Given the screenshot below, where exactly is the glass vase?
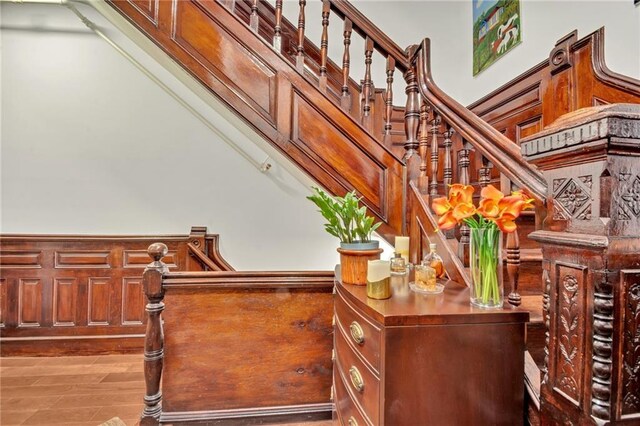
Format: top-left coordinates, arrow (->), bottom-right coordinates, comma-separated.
469,227 -> 503,309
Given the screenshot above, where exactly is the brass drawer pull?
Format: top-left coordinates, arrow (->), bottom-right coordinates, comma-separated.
349,366 -> 364,392
349,321 -> 364,344
348,416 -> 358,426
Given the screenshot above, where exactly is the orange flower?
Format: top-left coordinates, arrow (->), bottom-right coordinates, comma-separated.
431,184 -> 475,230
494,213 -> 518,233
477,185 -> 533,233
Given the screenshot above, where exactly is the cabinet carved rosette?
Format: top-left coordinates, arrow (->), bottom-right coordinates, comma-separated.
523,104 -> 640,424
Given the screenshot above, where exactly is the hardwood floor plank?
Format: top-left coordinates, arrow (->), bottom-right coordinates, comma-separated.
1,376 -> 41,387
55,392 -> 143,409
92,405 -> 143,423
33,374 -> 108,385
1,409 -> 38,425
22,407 -> 100,424
99,372 -> 144,383
2,396 -> 61,411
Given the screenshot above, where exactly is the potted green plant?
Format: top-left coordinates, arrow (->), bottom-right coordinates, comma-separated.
307,187 -> 383,285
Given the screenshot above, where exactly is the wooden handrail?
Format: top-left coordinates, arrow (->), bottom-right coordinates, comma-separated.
327,0 -> 410,72
411,38 -> 548,202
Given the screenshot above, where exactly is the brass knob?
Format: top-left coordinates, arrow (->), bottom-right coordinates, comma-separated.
349,321 -> 364,344
348,417 -> 358,426
349,366 -> 364,392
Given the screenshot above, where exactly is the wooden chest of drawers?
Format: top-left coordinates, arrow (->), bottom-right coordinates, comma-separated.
333,270 -> 529,425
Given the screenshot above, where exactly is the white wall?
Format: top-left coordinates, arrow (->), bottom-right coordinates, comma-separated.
350,0 -> 640,105
1,3 -> 391,271
1,1 -> 637,270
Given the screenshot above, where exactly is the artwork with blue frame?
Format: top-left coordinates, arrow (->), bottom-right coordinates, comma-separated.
473,0 -> 522,75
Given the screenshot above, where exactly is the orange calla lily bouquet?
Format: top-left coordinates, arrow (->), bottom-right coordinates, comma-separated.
431,184 -> 534,233
431,184 -> 534,308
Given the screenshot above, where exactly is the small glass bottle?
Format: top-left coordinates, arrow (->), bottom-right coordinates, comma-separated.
423,243 -> 445,279
390,252 -> 408,275
414,263 -> 437,291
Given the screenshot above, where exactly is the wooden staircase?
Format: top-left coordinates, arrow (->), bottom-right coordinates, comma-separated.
103,1 -> 640,425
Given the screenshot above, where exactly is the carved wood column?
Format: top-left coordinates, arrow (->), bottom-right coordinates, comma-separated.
523,104 -> 640,425
141,243 -> 168,425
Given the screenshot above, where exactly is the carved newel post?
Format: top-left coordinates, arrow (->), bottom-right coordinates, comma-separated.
140,243 -> 169,425
521,104 -> 640,425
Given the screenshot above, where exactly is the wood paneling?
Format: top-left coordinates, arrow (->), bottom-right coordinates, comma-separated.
88,277 -> 111,326
106,0 -> 405,241
121,278 -> 144,325
140,265 -> 335,424
18,279 -> 42,327
0,228 -> 231,356
53,278 -> 78,326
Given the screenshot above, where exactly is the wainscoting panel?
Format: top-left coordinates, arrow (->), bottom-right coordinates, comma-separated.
0,227 -> 232,355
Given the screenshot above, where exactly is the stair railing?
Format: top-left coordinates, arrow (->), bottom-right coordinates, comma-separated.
404,38 -> 549,306
231,0 -> 410,146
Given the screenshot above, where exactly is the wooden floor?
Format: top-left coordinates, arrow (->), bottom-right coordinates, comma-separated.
0,354 -> 335,426
1,354 -> 145,426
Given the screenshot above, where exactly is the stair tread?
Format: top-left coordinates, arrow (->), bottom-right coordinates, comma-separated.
519,295 -> 543,323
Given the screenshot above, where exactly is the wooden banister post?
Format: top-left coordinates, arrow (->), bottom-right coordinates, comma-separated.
505,231 -> 521,307
296,0 -> 307,72
340,18 -> 352,111
140,243 -> 168,426
273,0 -> 283,52
318,0 -> 331,92
523,104 -> 640,425
402,53 -> 421,235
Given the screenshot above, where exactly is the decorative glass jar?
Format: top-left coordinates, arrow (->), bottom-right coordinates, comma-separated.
469,227 -> 503,308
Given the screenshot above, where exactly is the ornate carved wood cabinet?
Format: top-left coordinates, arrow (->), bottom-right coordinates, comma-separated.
332,270 -> 529,425
523,104 -> 640,424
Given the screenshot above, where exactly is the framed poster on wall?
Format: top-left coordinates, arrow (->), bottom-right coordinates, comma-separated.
473,0 -> 522,75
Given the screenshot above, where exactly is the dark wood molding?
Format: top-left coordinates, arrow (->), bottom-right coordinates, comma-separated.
158,402 -> 333,424
140,250 -> 335,424
0,226 -> 231,356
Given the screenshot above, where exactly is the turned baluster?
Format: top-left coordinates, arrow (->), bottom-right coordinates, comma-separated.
403,67 -> 420,162
430,113 -> 441,197
417,102 -> 430,194
383,56 -> 395,144
141,243 -> 168,425
443,126 -> 454,196
478,156 -> 493,188
249,0 -> 259,32
318,0 -> 330,92
295,0 -> 306,72
506,231 -> 521,306
457,141 -> 472,265
273,0 -> 283,52
361,36 -> 374,130
340,18 -> 353,111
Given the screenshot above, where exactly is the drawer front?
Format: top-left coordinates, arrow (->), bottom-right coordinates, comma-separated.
334,370 -> 371,426
335,323 -> 380,424
335,289 -> 381,372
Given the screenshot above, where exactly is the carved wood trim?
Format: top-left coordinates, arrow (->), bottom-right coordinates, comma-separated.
0,228 -> 231,356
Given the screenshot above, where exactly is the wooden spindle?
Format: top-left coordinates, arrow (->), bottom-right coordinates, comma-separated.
383,56 -> 395,144
403,68 -> 420,161
418,102 -> 430,194
478,156 -> 493,188
361,36 -> 374,130
318,0 -> 330,92
141,243 -> 168,425
443,126 -> 454,196
430,113 -> 441,197
457,141 -> 472,265
340,18 -> 352,111
296,0 -> 306,72
273,0 -> 283,52
249,0 -> 259,32
506,231 -> 521,306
